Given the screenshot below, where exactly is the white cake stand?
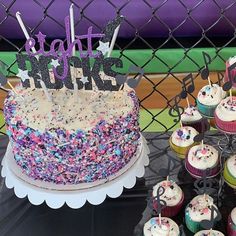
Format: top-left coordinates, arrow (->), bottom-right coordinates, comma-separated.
1,135 -> 150,209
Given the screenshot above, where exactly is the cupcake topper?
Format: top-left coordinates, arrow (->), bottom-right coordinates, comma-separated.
201,52 -> 212,87
180,73 -> 195,99
168,94 -> 184,123
147,186 -> 167,217
194,168 -> 216,196
222,61 -> 236,91
200,204 -> 222,230
217,72 -> 224,87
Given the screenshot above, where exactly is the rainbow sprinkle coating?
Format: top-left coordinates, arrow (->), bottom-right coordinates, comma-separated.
4,90 -> 140,185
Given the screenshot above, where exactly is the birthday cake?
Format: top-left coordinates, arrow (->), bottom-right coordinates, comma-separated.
1,13 -> 146,190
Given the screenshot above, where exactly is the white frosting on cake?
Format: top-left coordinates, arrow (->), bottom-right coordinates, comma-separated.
171,126 -> 198,147
143,217 -> 179,236
227,155 -> 236,178
10,83 -> 134,132
186,195 -> 218,222
153,180 -> 183,207
197,84 -> 226,106
181,106 -> 202,123
215,96 -> 236,122
231,207 -> 236,225
194,230 -> 224,236
187,144 -> 219,170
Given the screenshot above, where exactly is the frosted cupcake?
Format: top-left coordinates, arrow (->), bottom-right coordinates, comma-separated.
185,144 -> 220,178
228,207 -> 236,236
181,105 -> 209,133
169,126 -> 199,159
215,96 -> 236,133
223,155 -> 236,189
143,217 -> 180,236
194,230 -> 224,236
185,194 -> 219,233
196,84 -> 226,117
152,180 -> 184,217
225,56 -> 236,94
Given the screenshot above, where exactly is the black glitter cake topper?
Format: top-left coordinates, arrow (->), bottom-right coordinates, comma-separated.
201,51 -> 212,81
115,64 -> 144,89
168,94 -> 184,123
194,168 -> 217,196
200,204 -> 222,230
222,61 -> 236,91
15,13 -> 144,92
180,73 -> 195,99
147,186 -> 167,216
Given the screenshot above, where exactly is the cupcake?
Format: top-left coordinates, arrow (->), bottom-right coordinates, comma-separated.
224,56 -> 236,94
196,84 -> 226,117
143,217 -> 180,236
169,126 -> 199,159
215,96 -> 236,133
181,105 -> 210,133
194,230 -> 224,236
152,180 -> 184,217
185,144 -> 220,178
185,194 -> 219,233
228,207 -> 236,236
223,155 -> 236,189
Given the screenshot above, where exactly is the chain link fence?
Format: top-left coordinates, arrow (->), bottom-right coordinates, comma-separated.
1,0 -> 236,135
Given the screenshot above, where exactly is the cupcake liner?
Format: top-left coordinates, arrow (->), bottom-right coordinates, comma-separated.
182,118 -> 209,133
228,214 -> 236,236
223,163 -> 236,186
153,193 -> 184,217
185,211 -> 202,233
209,118 -> 216,129
196,99 -> 216,118
215,112 -> 236,133
185,155 -> 220,178
169,138 -> 198,159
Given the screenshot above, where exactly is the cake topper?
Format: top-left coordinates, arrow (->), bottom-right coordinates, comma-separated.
200,204 -> 221,230
168,94 -> 184,123
15,11 -> 143,92
115,65 -> 144,89
180,73 -> 195,99
147,185 -> 167,226
201,51 -> 212,87
194,168 -> 217,196
222,61 -> 236,91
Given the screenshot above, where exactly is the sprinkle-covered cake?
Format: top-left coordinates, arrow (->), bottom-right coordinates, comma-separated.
4,83 -> 141,190
143,217 -> 180,236
186,144 -> 220,178
215,96 -> 236,133
152,180 -> 184,217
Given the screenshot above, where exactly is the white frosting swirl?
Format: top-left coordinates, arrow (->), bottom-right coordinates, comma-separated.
215,96 -> 236,122
197,84 -> 226,106
186,195 -> 218,222
143,217 -> 179,236
231,207 -> 236,225
187,144 -> 219,170
181,106 -> 202,123
194,230 -> 224,236
227,155 -> 236,178
171,126 -> 198,147
153,180 -> 183,206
